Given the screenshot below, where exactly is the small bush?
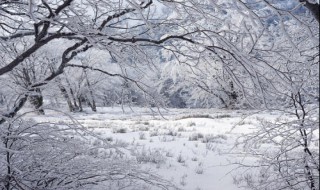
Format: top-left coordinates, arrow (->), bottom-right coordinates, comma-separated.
114,139 -> 129,147
138,126 -> 149,131
159,136 -> 175,142
135,121 -> 150,125
237,120 -> 253,125
135,148 -> 166,164
179,114 -> 213,120
180,174 -> 188,186
165,151 -> 174,157
177,154 -> 185,163
214,114 -> 231,119
113,127 -> 127,133
195,162 -> 204,174
187,121 -> 196,127
139,132 -> 146,140
92,139 -> 102,146
191,157 -> 198,161
195,166 -> 204,174
201,134 -> 227,143
188,133 -> 204,141
150,130 -> 159,137
165,130 -> 177,136
205,143 -> 215,151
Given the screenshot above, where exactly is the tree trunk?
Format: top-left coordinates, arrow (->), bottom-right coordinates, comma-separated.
301,0 -> 320,23
77,96 -> 83,112
64,77 -> 80,111
29,88 -> 45,115
69,87 -> 79,110
228,81 -> 238,109
58,84 -> 75,112
84,70 -> 97,112
4,136 -> 11,190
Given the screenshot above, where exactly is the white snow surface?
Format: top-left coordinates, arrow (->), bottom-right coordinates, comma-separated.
26,107 -> 313,190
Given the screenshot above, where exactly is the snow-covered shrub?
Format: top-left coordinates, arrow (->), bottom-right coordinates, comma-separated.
164,130 -> 177,136
188,133 -> 204,141
0,118 -> 175,190
201,134 -> 228,143
187,121 -> 196,127
177,154 -> 185,163
191,157 -> 198,161
139,132 -> 147,140
177,127 -> 186,132
150,130 -> 160,137
134,148 -> 166,165
159,136 -> 175,142
165,151 -> 174,158
234,113 -> 319,190
179,174 -> 188,186
112,127 -> 127,133
138,125 -> 150,131
195,166 -> 203,174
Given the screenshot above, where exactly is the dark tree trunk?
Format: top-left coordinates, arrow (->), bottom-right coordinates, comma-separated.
64,77 -> 80,111
84,70 -> 97,112
91,99 -> 97,112
228,81 -> 238,109
58,84 -> 75,112
69,87 -> 79,110
86,96 -> 97,112
4,132 -> 12,190
301,0 -> 320,23
0,95 -> 28,125
77,96 -> 83,112
29,88 -> 45,115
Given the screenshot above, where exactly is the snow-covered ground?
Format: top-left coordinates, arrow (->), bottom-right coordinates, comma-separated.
26,107 -> 315,190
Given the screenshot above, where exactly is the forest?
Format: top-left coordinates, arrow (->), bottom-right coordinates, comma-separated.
0,0 -> 319,189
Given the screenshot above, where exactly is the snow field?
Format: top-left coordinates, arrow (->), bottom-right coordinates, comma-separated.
28,107 -> 319,190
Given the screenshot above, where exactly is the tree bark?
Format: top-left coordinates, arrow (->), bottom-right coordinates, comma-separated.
301,0 -> 320,23
0,95 -> 28,125
58,84 -> 75,112
84,69 -> 97,112
29,88 -> 45,115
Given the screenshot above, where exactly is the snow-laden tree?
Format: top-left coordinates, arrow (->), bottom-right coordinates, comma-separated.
0,0 -> 319,189
156,0 -> 318,107
154,0 -> 319,189
0,0 -> 193,114
0,1 -> 191,189
0,114 -> 177,189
